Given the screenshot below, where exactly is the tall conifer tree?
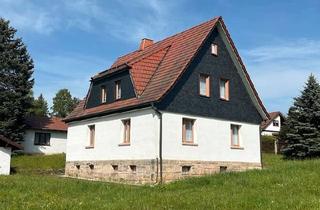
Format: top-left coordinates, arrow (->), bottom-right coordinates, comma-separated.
280,75 -> 320,158
0,18 -> 34,141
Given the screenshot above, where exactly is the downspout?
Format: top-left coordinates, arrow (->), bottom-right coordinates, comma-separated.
259,126 -> 263,169
151,103 -> 163,184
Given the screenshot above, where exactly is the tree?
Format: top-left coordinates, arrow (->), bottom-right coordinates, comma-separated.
0,18 -> 34,141
52,89 -> 79,118
29,94 -> 49,117
280,74 -> 320,159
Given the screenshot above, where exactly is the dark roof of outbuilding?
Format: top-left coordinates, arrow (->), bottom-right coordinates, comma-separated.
25,116 -> 68,132
65,16 -> 269,122
0,135 -> 23,150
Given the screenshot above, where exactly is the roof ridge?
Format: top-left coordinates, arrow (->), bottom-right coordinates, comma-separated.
112,16 -> 221,67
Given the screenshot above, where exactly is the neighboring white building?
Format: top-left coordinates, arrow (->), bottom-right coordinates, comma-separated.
64,17 -> 270,184
0,135 -> 23,175
22,116 -> 68,154
261,112 -> 285,136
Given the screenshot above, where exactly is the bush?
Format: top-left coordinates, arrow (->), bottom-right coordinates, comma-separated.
261,135 -> 277,153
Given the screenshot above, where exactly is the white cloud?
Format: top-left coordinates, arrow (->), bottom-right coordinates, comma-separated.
242,39 -> 320,113
0,0 -> 179,42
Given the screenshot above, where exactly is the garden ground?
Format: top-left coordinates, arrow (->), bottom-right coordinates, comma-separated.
0,153 -> 319,209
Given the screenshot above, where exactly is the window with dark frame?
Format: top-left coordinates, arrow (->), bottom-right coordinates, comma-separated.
220,79 -> 230,100
182,118 -> 195,143
115,80 -> 121,100
273,120 -> 279,127
122,119 -> 131,144
34,132 -> 51,146
231,124 -> 240,147
199,74 -> 210,97
88,125 -> 95,148
101,86 -> 107,103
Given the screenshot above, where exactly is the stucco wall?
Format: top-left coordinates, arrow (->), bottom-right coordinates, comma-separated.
262,116 -> 281,136
23,130 -> 67,154
0,147 -> 11,175
66,108 -> 159,162
161,111 -> 261,164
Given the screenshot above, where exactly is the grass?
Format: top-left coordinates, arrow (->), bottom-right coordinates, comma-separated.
11,153 -> 65,174
0,154 -> 319,209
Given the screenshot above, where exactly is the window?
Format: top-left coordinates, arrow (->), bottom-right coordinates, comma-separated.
115,80 -> 121,100
130,165 -> 136,172
231,124 -> 240,147
89,164 -> 94,170
101,86 -> 107,103
199,74 -> 210,97
34,132 -> 51,146
273,120 -> 279,127
122,119 -> 131,144
220,166 -> 227,173
182,118 -> 195,143
88,125 -> 95,148
211,44 -> 218,56
220,79 -> 230,100
182,166 -> 191,174
112,165 -> 118,171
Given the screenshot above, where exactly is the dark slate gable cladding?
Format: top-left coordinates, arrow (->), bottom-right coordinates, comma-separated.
86,70 -> 136,109
157,28 -> 262,124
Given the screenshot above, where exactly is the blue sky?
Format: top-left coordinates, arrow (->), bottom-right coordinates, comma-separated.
1,0 -> 320,114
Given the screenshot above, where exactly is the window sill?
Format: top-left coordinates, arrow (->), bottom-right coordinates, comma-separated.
182,142 -> 198,146
85,146 -> 94,149
118,143 -> 130,146
230,146 -> 244,150
199,94 -> 210,98
219,98 -> 229,102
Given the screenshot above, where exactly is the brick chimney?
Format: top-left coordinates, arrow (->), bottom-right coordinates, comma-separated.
139,38 -> 153,50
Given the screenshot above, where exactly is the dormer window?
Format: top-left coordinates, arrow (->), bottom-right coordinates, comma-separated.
211,44 -> 218,56
101,86 -> 107,103
115,80 -> 121,100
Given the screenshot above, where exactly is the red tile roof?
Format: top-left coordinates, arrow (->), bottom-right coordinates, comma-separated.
25,116 -> 68,132
261,112 -> 284,129
65,16 -> 269,122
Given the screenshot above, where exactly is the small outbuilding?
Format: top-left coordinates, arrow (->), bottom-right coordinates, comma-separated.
0,135 -> 23,175
22,116 -> 68,154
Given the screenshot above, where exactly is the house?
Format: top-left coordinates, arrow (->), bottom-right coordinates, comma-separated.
0,135 -> 23,175
22,116 -> 68,154
261,112 -> 285,136
64,16 -> 269,184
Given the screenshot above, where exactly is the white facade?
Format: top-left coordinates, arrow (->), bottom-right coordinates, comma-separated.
23,130 -> 67,154
262,116 -> 281,136
66,108 -> 261,164
66,108 -> 159,162
0,147 -> 11,175
162,112 -> 261,163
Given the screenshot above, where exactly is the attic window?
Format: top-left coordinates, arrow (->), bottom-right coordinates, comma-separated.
199,74 -> 210,97
101,86 -> 107,103
115,80 -> 121,100
273,120 -> 279,127
220,79 -> 230,101
211,44 -> 218,56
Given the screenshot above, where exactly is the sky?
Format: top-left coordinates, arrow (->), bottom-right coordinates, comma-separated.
1,0 -> 320,114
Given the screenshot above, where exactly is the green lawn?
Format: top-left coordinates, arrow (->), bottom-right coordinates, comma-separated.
0,154 -> 319,210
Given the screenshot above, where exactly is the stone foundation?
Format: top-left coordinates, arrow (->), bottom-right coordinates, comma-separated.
65,159 -> 261,184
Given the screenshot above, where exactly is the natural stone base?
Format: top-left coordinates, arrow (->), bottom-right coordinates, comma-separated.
65,159 -> 261,184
